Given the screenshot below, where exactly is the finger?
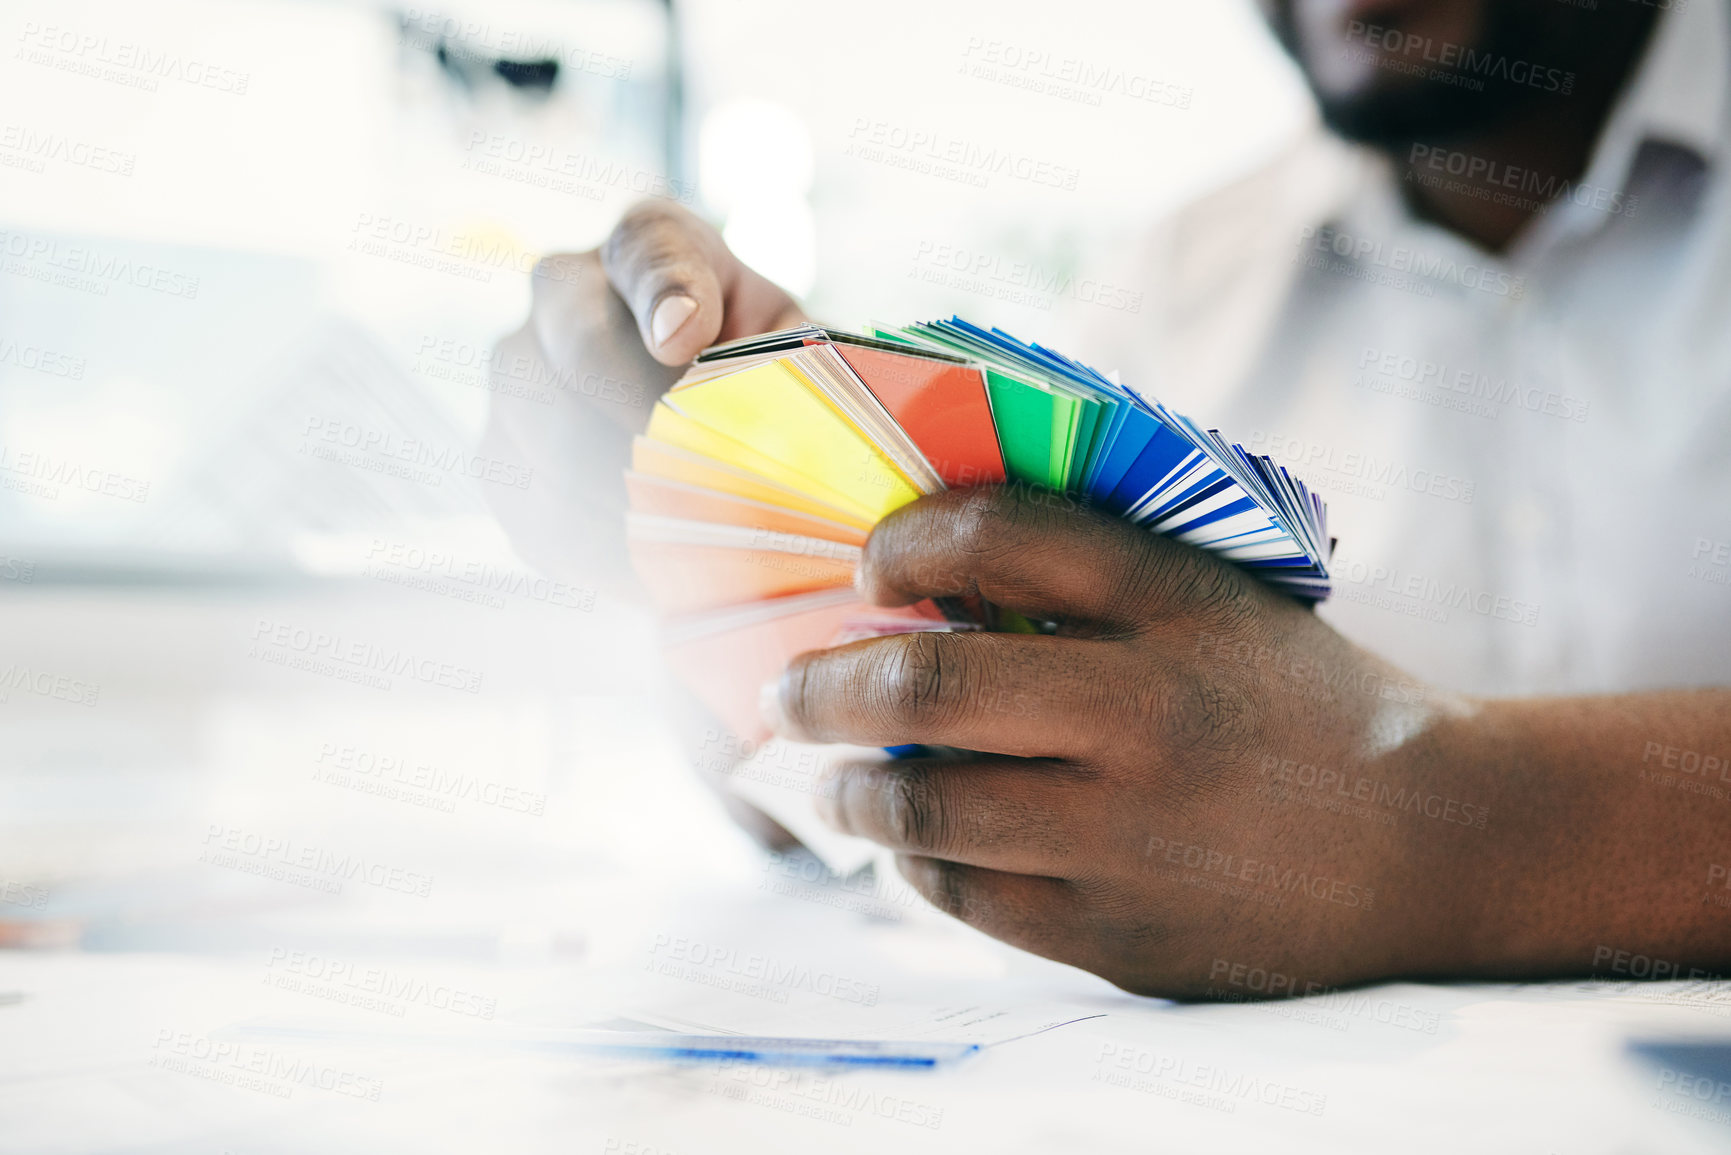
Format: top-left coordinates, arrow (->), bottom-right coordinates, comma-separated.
600,201 -> 804,365
860,486 -> 1255,634
773,630 -> 1116,758
526,252 -> 677,429
601,202 -> 725,364
894,855 -> 1103,970
816,756 -> 1098,874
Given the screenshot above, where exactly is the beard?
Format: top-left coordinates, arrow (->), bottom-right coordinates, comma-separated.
1266,1 -> 1659,149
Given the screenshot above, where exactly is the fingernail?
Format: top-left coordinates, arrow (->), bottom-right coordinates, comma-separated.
650,294 -> 698,351
758,679 -> 786,736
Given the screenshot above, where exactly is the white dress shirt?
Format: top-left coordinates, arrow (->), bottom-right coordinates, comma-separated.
1087,0 -> 1731,696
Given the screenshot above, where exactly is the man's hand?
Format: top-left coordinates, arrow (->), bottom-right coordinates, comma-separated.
767,487 -> 1731,997
479,201 -> 805,592
480,201 -> 807,851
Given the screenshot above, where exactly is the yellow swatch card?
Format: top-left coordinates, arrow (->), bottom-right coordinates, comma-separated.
665,361 -> 919,522
646,404 -> 886,523
630,438 -> 872,530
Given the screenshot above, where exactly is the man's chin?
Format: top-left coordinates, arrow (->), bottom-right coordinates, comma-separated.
1315,82 -> 1522,151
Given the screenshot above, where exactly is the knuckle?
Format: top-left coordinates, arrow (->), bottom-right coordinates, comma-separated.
926,858 -> 977,921
876,633 -> 959,732
1148,667 -> 1245,758
951,487 -> 1011,547
602,203 -> 710,292
1155,543 -> 1250,617
947,489 -> 1023,573
883,768 -> 941,849
1099,537 -> 1167,627
606,199 -> 680,251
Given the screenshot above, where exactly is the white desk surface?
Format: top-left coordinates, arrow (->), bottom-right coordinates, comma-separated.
5,907 -> 1731,1154
3,588 -> 1728,1154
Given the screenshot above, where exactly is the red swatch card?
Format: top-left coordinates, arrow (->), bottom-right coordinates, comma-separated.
833,345 -> 1007,488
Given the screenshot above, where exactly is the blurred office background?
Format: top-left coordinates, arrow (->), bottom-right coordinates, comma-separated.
0,0 -> 1308,955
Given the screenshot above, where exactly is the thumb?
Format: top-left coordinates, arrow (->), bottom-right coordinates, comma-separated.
600,201 -> 732,365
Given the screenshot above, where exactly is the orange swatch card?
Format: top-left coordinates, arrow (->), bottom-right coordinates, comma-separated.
625,472 -> 867,547
628,539 -> 857,615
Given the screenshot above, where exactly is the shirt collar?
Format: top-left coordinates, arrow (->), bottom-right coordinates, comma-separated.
1577,0 -> 1729,197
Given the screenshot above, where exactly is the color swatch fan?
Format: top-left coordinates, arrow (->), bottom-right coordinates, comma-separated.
626,318 -> 1333,739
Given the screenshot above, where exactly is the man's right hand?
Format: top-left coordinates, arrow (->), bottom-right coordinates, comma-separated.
480,200 -> 807,591
479,201 -> 808,853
